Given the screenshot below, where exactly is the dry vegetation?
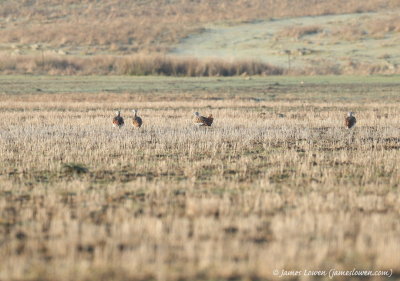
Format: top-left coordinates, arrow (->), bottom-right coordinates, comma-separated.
275,14 -> 400,42
1,0 -> 400,75
2,51 -> 400,76
278,25 -> 323,39
328,14 -> 400,41
0,53 -> 283,76
1,0 -> 398,52
0,77 -> 400,280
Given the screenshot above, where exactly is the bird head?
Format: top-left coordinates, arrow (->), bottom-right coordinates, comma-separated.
132,109 -> 137,115
194,112 -> 200,117
347,112 -> 354,117
115,110 -> 121,116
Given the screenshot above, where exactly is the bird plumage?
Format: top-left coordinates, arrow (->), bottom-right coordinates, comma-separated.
132,109 -> 143,128
113,110 -> 124,128
193,112 -> 213,126
345,112 -> 356,129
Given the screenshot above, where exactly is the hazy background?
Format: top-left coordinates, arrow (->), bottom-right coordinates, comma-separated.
1,0 -> 400,75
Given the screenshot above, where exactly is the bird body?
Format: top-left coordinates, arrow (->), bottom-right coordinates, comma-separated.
345,112 -> 356,129
113,110 -> 124,128
193,112 -> 213,126
132,109 -> 143,128
113,111 -> 124,128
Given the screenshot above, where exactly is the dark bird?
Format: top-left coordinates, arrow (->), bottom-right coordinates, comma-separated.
131,109 -> 143,128
193,112 -> 213,126
345,112 -> 356,129
113,110 -> 124,128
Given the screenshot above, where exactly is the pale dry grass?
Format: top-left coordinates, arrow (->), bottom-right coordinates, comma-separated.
278,25 -> 323,39
0,53 -> 283,76
1,0 -> 398,52
1,1 -> 400,75
0,90 -> 400,280
329,14 -> 400,41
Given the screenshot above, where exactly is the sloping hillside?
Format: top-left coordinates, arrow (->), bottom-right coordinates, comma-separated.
0,0 -> 400,75
1,0 -> 399,54
171,11 -> 400,74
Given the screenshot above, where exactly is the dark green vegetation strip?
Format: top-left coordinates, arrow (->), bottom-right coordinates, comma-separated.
1,75 -> 400,102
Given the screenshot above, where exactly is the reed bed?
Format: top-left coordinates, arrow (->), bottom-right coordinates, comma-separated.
0,53 -> 283,76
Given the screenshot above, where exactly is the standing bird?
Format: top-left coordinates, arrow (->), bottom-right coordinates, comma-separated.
112,110 -> 124,128
345,112 -> 356,129
131,109 -> 143,128
193,112 -> 213,126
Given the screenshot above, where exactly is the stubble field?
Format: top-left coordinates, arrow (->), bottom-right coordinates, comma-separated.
0,76 -> 400,281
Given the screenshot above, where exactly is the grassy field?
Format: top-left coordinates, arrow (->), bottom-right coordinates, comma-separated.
0,75 -> 399,281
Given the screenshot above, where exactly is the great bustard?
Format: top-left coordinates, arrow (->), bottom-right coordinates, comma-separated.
131,109 -> 143,128
112,110 -> 124,128
345,112 -> 356,129
193,112 -> 213,127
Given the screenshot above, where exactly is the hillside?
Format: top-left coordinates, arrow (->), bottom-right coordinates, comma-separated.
172,11 -> 400,75
0,0 -> 400,75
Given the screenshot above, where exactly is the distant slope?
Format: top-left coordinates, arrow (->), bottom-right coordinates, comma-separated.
171,11 -> 400,74
0,0 -> 399,54
1,0 -> 400,75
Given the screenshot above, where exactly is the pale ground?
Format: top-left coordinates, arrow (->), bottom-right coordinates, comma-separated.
171,11 -> 400,70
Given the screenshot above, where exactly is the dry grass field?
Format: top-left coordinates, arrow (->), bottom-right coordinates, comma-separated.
0,76 -> 400,281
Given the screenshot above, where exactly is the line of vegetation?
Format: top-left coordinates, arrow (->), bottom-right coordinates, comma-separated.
2,52 -> 399,76
0,54 -> 284,76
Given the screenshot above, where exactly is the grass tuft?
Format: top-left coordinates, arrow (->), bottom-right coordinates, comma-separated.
62,163 -> 89,175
